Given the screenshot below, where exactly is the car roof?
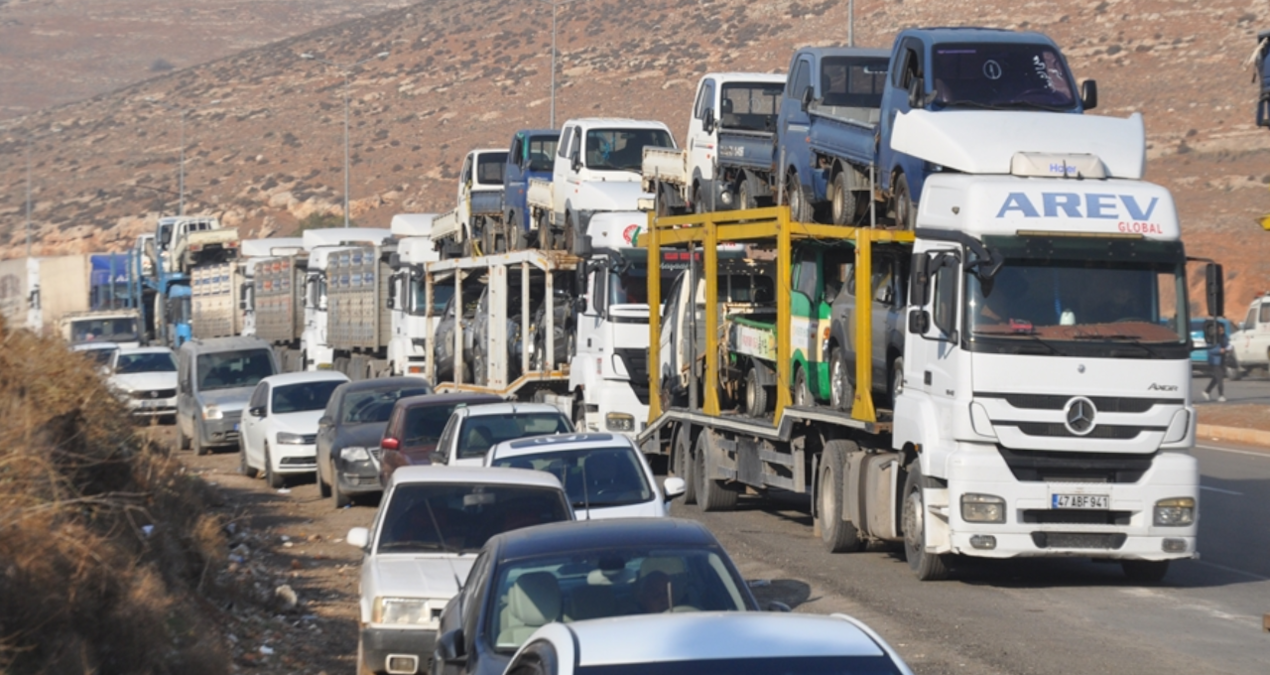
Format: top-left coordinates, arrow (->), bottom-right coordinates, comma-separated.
261,371 -> 350,386
115,346 -> 174,356
459,402 -> 565,418
490,518 -> 717,561
389,465 -> 565,490
490,433 -> 635,459
394,392 -> 504,411
338,376 -> 432,394
560,612 -> 890,666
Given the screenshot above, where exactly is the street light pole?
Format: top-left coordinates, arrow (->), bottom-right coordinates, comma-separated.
25,139 -> 32,256
301,51 -> 390,227
145,98 -> 217,215
537,0 -> 586,129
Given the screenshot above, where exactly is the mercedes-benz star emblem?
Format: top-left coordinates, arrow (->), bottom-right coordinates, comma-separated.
1064,397 -> 1097,436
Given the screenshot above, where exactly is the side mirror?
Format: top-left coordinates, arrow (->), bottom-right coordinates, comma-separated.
800,85 -> 814,112
571,153 -> 582,172
662,476 -> 687,502
389,252 -> 402,271
574,296 -> 588,314
318,415 -> 333,428
437,628 -> 467,664
346,527 -> 370,549
908,309 -> 930,335
381,437 -> 400,451
248,406 -> 266,418
1206,262 -> 1224,318
1080,79 -> 1098,111
702,107 -> 716,134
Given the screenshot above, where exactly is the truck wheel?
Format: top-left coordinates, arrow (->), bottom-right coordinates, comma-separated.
673,425 -> 697,505
738,177 -> 756,210
744,366 -> 768,417
564,213 -> 577,255
892,173 -> 916,231
331,462 -> 351,508
265,444 -> 284,489
1226,354 -> 1243,381
817,439 -> 864,553
830,172 -> 858,226
902,462 -> 950,581
792,366 -> 813,407
1121,560 -> 1169,584
695,432 -> 737,512
509,218 -> 526,251
830,347 -> 854,412
786,171 -> 814,223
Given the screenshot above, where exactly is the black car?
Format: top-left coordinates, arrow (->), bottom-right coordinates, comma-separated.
433,518 -> 759,675
315,376 -> 433,507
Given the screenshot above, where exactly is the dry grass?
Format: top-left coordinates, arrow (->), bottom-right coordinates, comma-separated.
0,320 -> 230,675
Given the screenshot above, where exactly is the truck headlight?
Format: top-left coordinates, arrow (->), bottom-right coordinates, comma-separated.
373,597 -> 438,626
201,404 -> 223,420
276,432 -> 307,445
1154,497 -> 1195,526
961,494 -> 1005,523
606,413 -> 635,432
342,446 -> 371,462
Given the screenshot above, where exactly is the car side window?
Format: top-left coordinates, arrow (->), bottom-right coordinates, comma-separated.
386,406 -> 403,438
322,390 -> 341,425
790,59 -> 810,99
461,550 -> 492,643
1260,302 -> 1270,324
249,382 -> 268,409
435,414 -> 459,463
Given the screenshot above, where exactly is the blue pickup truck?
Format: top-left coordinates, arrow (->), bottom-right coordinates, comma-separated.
777,27 -> 1097,228
499,128 -> 559,251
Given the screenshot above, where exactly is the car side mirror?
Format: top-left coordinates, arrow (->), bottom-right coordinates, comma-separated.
702,107 -> 716,134
346,527 -> 370,550
248,406 -> 266,418
908,309 -> 930,335
1080,79 -> 1098,111
318,415 -> 333,427
662,476 -> 686,502
800,85 -> 814,112
437,628 -> 467,664
571,153 -> 582,172
381,437 -> 400,451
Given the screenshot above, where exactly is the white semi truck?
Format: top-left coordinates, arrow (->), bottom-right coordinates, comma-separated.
640,109 -> 1212,582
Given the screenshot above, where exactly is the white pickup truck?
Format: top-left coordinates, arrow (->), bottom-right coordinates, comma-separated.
346,466 -> 573,675
432,149 -> 508,258
1230,292 -> 1270,378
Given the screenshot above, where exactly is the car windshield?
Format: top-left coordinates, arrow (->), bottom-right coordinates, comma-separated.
490,446 -> 652,509
576,656 -> 904,675
403,403 -> 467,447
457,413 -> 574,460
486,546 -> 749,652
272,380 -> 344,414
342,386 -> 434,425
585,128 -> 674,172
376,483 -> 570,554
196,349 -> 275,391
79,347 -> 118,366
930,42 -> 1077,110
115,352 -> 176,374
71,317 -> 139,343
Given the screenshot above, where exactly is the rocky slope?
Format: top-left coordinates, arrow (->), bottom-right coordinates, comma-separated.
1,0 -> 1268,307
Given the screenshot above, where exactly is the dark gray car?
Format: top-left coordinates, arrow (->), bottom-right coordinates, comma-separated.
175,336 -> 279,455
433,282 -> 484,383
315,376 -> 433,508
826,247 -> 907,411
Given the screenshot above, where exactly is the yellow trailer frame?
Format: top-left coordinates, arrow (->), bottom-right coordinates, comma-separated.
644,206 -> 914,426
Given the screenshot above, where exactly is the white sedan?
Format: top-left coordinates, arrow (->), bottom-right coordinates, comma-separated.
107,346 -> 178,420
240,371 -> 349,488
507,612 -> 916,675
485,432 -> 685,519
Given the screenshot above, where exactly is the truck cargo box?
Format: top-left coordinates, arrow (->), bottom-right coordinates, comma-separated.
253,256 -> 305,344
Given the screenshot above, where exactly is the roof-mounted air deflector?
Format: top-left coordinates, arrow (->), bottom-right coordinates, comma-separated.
891,110 -> 1145,180
1009,152 -> 1106,179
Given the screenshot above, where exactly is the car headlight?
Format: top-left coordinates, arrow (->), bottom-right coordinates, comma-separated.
276,432 -> 307,445
373,597 -> 440,626
606,413 -> 635,432
201,404 -> 223,420
1154,497 -> 1195,526
342,446 -> 371,462
961,493 -> 1005,523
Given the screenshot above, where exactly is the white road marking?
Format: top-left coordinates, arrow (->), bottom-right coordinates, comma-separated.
1199,485 -> 1243,496
1195,444 -> 1270,459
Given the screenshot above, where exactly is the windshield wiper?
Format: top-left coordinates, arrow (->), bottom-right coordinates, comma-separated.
377,541 -> 448,552
975,331 -> 1063,355
1068,334 -> 1164,357
996,100 -> 1073,113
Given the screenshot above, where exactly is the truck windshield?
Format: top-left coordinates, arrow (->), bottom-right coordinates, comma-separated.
477,152 -> 509,185
196,349 -> 276,391
966,238 -> 1188,358
719,82 -> 784,131
71,317 -> 140,344
586,128 -> 674,172
411,279 -> 454,316
930,42 -> 1077,111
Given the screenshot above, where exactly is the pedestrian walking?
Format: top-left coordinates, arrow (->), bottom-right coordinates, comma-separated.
1203,322 -> 1230,402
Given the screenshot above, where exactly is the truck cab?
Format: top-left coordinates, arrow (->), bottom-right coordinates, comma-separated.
434,149 -> 508,257
386,215 -> 444,377
552,118 -> 675,254
1230,293 -> 1270,376
502,129 -> 559,249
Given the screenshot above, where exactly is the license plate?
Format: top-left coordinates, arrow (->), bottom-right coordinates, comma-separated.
1052,493 -> 1109,509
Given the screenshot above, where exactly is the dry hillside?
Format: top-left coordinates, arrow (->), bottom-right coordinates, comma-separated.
1,0 -> 1269,308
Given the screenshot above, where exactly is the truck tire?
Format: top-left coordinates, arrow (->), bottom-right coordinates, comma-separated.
695,432 -> 737,512
672,425 -> 697,505
892,173 -> 916,231
744,366 -> 768,417
1121,560 -> 1169,584
831,172 -> 858,226
792,366 -> 813,407
830,347 -> 854,412
738,177 -> 757,210
901,462 -> 950,581
265,444 -> 284,489
817,439 -> 864,553
786,170 -> 814,223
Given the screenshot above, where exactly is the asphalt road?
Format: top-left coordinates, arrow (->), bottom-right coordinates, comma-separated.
1191,369 -> 1270,405
672,438 -> 1270,675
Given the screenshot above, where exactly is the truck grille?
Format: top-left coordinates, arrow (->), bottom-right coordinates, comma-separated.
979,393 -> 1179,413
614,348 -> 651,406
1030,532 -> 1127,550
1022,510 -> 1132,526
1010,422 -> 1159,440
996,447 -> 1153,484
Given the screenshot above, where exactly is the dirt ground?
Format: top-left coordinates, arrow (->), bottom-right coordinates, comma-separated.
1195,403 -> 1270,432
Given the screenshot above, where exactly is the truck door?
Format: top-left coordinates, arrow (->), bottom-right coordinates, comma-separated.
659,270 -> 685,393
688,78 -> 717,189
507,133 -> 526,225
903,247 -> 960,421
879,37 -> 924,191
778,56 -> 814,182
553,125 -> 581,225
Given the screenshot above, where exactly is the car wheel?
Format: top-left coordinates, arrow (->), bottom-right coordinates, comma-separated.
1227,354 -> 1243,381
265,444 -> 284,489
239,439 -> 257,478
817,439 -> 864,553
792,365 -> 813,407
192,428 -> 207,456
902,461 -> 950,581
744,365 -> 768,417
830,347 -> 853,412
1122,560 -> 1170,584
695,431 -> 738,512
317,456 -> 331,498
332,461 -> 351,509
672,424 -> 696,505
786,170 -> 814,223
177,422 -> 191,451
473,352 -> 488,386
